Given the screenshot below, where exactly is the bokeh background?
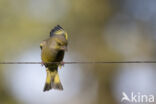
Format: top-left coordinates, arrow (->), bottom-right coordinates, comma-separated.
0,0 -> 156,104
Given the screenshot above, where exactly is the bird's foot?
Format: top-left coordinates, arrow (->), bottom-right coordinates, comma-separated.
41,61 -> 45,66
58,61 -> 65,69
60,61 -> 65,67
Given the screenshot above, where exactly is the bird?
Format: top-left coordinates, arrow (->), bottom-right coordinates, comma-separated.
40,25 -> 68,91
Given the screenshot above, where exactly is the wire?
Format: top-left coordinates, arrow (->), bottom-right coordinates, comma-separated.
0,61 -> 156,64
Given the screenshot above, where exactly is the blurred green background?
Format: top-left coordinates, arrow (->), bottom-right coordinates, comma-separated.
0,0 -> 156,104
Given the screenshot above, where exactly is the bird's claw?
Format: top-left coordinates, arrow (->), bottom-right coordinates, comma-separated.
41,62 -> 45,66
58,61 -> 65,70
60,61 -> 65,67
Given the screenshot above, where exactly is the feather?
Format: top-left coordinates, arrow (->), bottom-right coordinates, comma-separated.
50,25 -> 64,37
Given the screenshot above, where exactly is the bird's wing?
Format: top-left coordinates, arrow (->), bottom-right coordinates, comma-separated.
40,40 -> 46,50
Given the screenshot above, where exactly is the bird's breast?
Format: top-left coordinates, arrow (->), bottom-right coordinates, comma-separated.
41,48 -> 57,63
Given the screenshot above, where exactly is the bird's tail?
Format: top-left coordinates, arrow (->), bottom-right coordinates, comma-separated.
43,68 -> 63,91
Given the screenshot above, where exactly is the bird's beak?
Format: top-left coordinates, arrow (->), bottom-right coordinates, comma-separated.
60,46 -> 68,51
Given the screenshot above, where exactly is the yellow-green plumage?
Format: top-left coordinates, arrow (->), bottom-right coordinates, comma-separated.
40,25 -> 68,91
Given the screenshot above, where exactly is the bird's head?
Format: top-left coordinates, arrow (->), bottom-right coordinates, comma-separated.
50,25 -> 68,41
53,36 -> 68,51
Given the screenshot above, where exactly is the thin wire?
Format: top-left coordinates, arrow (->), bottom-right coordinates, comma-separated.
1,61 -> 156,64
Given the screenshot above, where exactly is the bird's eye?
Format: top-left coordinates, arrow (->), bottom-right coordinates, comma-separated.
58,43 -> 62,46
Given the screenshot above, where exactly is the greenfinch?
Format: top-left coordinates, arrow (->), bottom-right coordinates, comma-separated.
40,25 -> 68,91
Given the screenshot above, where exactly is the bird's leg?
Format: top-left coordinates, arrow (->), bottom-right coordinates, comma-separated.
60,61 -> 65,66
58,61 -> 64,70
41,61 -> 45,66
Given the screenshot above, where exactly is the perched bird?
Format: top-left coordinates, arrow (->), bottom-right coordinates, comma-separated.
40,25 -> 68,91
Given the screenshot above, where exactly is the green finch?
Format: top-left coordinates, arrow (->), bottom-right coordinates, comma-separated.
40,25 -> 68,91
